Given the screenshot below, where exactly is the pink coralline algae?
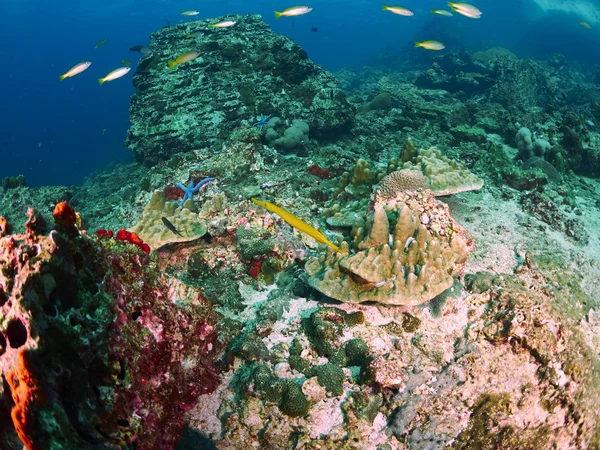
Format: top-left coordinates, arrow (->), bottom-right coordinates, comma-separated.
0,207 -> 220,449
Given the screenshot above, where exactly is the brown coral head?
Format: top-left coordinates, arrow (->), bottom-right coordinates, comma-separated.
306,190 -> 474,306
376,170 -> 430,199
25,208 -> 47,237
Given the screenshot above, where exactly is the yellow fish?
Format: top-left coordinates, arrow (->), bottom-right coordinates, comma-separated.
382,4 -> 414,16
251,198 -> 342,253
208,20 -> 237,28
121,59 -> 131,66
59,61 -> 92,81
95,39 -> 107,48
274,6 -> 313,19
167,51 -> 199,69
186,31 -> 204,39
580,21 -> 591,29
415,40 -> 445,50
431,9 -> 453,16
98,67 -> 131,85
448,2 -> 481,18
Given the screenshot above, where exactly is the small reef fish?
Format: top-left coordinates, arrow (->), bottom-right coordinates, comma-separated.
95,39 -> 107,48
130,45 -> 150,55
180,10 -> 200,16
448,2 -> 482,18
251,198 -> 342,253
167,51 -> 200,69
431,9 -> 453,16
415,40 -> 445,50
382,5 -> 414,16
580,21 -> 591,29
274,6 -> 313,19
161,217 -> 183,236
208,20 -> 237,28
98,67 -> 131,85
59,61 -> 92,81
121,59 -> 131,66
186,31 -> 204,39
101,128 -> 107,135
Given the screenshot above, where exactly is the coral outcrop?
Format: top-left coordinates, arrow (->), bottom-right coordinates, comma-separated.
130,190 -> 208,251
126,14 -> 355,165
398,141 -> 484,196
0,208 -> 220,449
306,189 -> 474,305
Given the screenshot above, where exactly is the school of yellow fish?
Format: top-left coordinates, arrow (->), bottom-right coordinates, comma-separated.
59,1 -> 594,84
56,2 -> 593,252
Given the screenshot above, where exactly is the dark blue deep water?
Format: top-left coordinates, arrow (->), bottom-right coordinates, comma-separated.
1,0 -> 599,186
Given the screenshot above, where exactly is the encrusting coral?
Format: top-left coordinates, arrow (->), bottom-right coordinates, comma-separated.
130,190 -> 208,251
375,169 -> 429,199
336,140 -> 483,201
398,140 -> 484,196
306,189 -> 474,305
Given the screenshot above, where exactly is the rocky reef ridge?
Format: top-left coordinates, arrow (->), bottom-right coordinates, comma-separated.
127,14 -> 354,165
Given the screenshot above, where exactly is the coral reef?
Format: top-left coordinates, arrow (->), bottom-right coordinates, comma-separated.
3,16 -> 600,450
307,190 -> 474,305
399,142 -> 484,196
130,191 -> 208,251
1,175 -> 26,192
0,208 -> 220,449
264,118 -> 310,153
126,14 -> 354,165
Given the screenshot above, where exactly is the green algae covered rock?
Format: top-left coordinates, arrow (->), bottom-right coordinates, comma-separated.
305,363 -> 345,396
252,365 -> 310,417
303,307 -> 364,357
127,14 -> 355,165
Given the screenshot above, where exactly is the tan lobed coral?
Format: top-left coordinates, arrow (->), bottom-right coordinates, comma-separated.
399,141 -> 484,196
130,191 -> 207,251
306,190 -> 474,305
375,169 -> 429,199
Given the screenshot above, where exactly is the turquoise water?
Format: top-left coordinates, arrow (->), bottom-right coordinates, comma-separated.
0,0 -> 599,186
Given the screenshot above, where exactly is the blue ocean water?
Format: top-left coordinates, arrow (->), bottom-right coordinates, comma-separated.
1,0 -> 599,186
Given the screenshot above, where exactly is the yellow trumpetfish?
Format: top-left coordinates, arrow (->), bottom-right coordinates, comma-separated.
251,198 -> 342,253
